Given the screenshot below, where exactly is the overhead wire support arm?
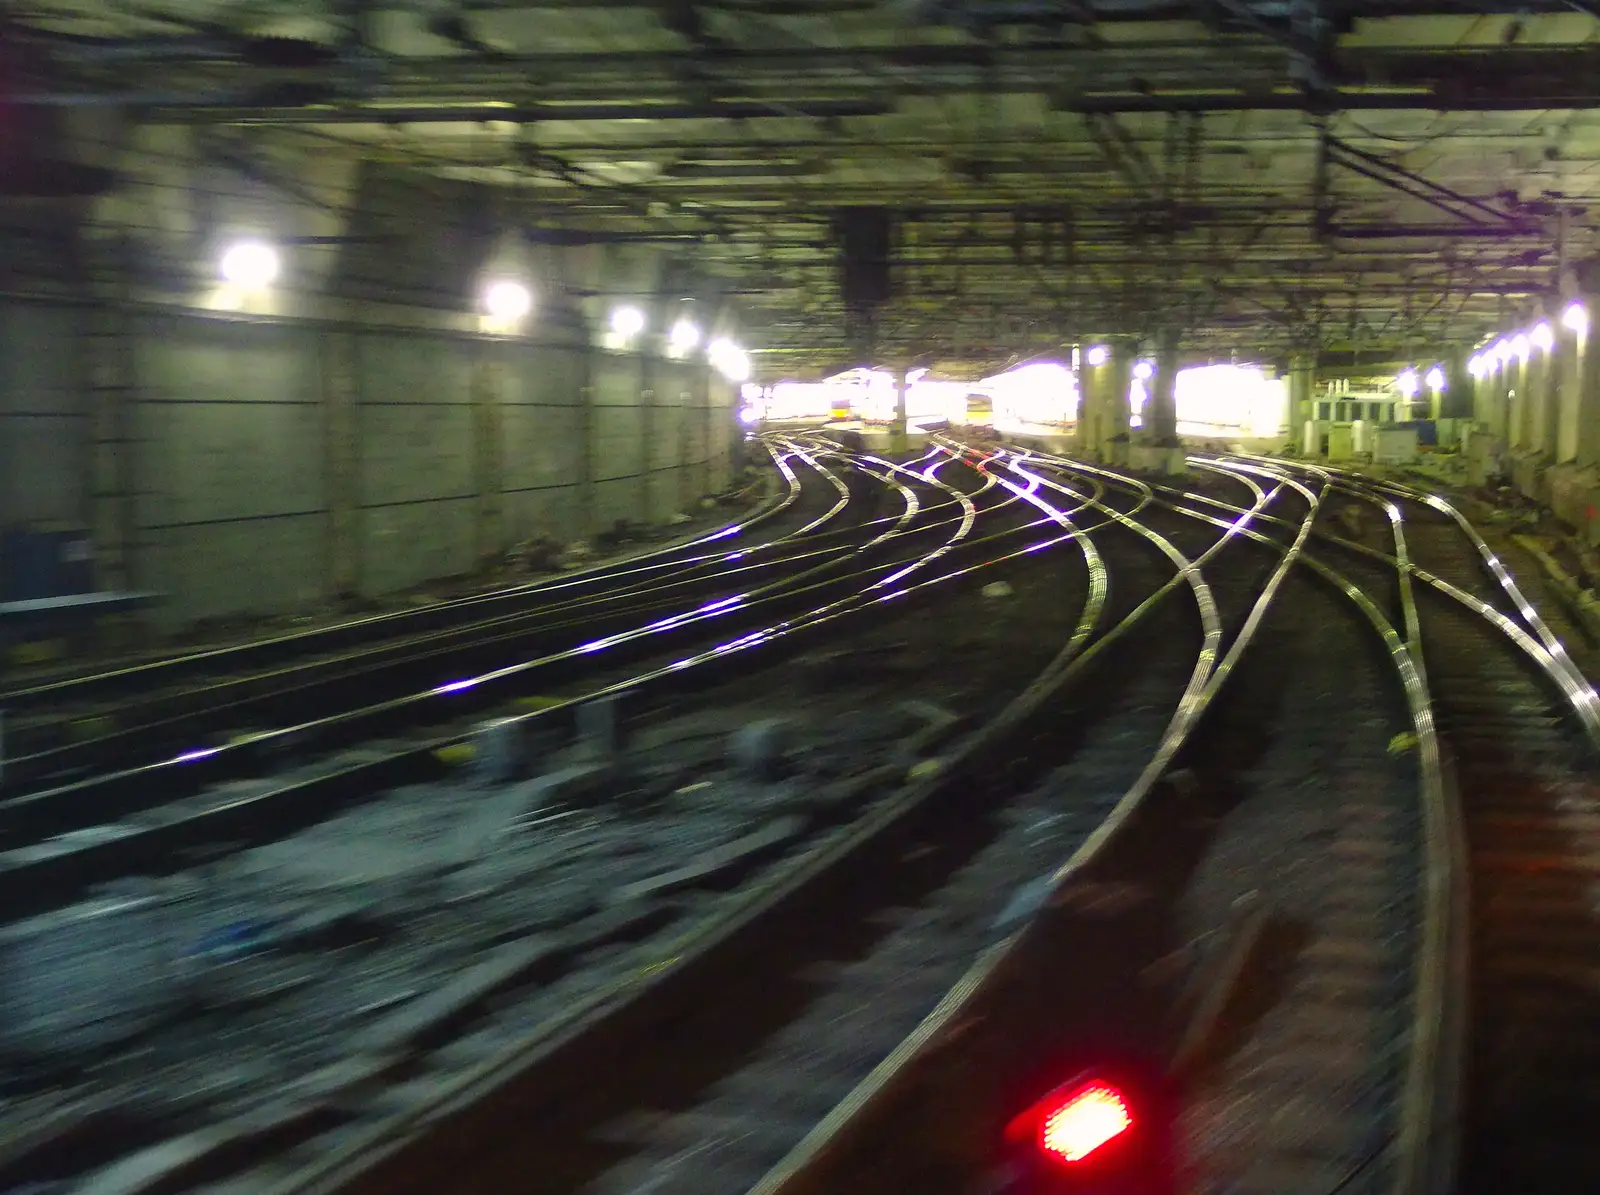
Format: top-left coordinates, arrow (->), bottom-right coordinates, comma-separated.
1325,135 -> 1525,228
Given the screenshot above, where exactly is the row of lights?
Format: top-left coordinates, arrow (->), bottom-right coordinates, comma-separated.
1467,302 -> 1589,379
1081,347 -> 1158,379
1395,366 -> 1447,399
219,240 -> 753,382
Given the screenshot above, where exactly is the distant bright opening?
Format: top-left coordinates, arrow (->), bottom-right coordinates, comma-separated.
1174,363 -> 1287,438
1039,1082 -> 1134,1164
984,362 -> 1078,430
484,280 -> 533,321
219,241 -> 280,289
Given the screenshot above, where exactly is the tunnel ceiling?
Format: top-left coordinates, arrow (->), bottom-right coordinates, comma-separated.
14,1 -> 1600,373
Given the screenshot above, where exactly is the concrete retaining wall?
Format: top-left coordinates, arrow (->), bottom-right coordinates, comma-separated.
0,296 -> 737,629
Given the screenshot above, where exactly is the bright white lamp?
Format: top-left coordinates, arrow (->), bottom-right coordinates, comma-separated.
1425,366 -> 1446,391
610,306 -> 646,339
220,240 -> 280,289
484,280 -> 533,321
1085,345 -> 1109,367
1563,302 -> 1589,337
1531,322 -> 1554,352
670,318 -> 701,353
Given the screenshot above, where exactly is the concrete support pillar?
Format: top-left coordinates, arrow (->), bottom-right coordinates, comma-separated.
471,357 -> 505,566
1288,351 -> 1316,445
1147,333 -> 1181,444
1481,354 -> 1510,440
1080,340 -> 1133,465
1574,304 -> 1600,468
321,330 -> 361,597
639,373 -> 657,518
1442,349 -> 1470,420
1529,341 -> 1557,459
1508,353 -> 1530,448
578,365 -> 598,535
1556,315 -> 1586,463
892,367 -> 909,455
1073,343 -> 1095,457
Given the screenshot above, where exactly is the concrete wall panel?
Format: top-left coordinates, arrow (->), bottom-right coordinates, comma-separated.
591,477 -> 643,530
359,496 -> 476,596
0,303 -> 88,528
135,398 -> 325,526
591,409 -> 646,485
356,333 -> 474,508
2,293 -> 740,629
141,514 -> 327,626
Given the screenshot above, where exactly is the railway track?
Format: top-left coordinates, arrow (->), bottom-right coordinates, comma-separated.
0,442 -> 1050,916
0,442 -> 1095,1193
9,443 -> 1598,1195
1312,467 -> 1600,1195
0,441 -> 888,790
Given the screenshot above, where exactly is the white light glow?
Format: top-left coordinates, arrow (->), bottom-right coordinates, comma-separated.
1493,339 -> 1511,366
1397,369 -> 1420,398
1425,366 -> 1446,391
1132,361 -> 1154,380
708,338 -> 752,382
1468,355 -> 1485,379
1085,345 -> 1110,367
1511,333 -> 1531,360
670,318 -> 701,353
484,280 -> 533,321
982,362 -> 1078,430
1532,322 -> 1554,352
1173,363 -> 1287,439
610,305 -> 646,339
1563,302 -> 1589,337
219,240 -> 279,289
739,405 -> 761,425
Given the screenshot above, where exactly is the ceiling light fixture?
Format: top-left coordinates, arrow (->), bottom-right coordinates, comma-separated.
610,305 -> 646,339
483,280 -> 533,321
1563,302 -> 1589,337
219,240 -> 280,289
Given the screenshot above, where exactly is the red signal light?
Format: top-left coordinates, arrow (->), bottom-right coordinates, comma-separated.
1039,1081 -> 1133,1163
1005,1076 -> 1136,1168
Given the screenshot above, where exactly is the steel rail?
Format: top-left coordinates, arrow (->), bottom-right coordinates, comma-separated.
1001,448 -> 1462,1195
745,449 -> 1322,1195
0,455 -> 1072,917
0,440 -> 813,711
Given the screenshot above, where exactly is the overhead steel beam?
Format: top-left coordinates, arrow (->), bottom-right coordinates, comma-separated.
132,98 -> 899,123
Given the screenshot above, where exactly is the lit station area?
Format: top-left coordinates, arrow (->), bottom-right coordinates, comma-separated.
7,6 -> 1600,1195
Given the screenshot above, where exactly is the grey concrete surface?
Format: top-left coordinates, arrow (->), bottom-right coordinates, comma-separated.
0,297 -> 739,630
